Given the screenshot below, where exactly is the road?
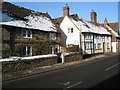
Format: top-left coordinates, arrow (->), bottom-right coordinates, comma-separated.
3,53 -> 120,89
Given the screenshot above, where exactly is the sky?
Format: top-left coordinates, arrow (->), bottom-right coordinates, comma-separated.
9,2 -> 118,23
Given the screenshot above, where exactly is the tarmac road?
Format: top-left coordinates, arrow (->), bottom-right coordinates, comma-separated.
3,53 -> 120,89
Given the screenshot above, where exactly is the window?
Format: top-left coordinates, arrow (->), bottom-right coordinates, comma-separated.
68,28 -> 73,33
23,46 -> 32,56
107,43 -> 110,49
94,44 -> 97,49
50,33 -> 56,40
85,42 -> 93,50
22,30 -> 32,38
85,33 -> 92,39
97,43 -> 101,49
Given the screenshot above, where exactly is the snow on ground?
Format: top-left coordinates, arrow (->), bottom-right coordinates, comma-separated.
0,11 -> 57,32
0,54 -> 57,62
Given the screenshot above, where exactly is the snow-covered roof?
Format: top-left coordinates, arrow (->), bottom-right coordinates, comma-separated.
0,11 -> 57,32
71,18 -> 111,35
71,18 -> 93,33
106,25 -> 120,37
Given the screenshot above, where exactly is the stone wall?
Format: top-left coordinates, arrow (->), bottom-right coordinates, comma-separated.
64,52 -> 82,63
1,25 -> 54,57
2,56 -> 57,74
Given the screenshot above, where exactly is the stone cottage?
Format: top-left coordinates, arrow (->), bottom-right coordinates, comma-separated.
0,2 -> 61,58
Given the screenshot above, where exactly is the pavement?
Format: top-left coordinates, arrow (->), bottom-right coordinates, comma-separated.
2,52 -> 119,83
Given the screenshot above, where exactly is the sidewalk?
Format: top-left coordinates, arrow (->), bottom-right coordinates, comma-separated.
2,53 -> 118,82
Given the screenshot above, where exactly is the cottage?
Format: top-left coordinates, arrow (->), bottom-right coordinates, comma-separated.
100,18 -> 120,52
53,4 -> 112,55
0,2 -> 61,58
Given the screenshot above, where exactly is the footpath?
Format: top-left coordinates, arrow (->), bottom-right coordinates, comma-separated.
2,52 -> 119,83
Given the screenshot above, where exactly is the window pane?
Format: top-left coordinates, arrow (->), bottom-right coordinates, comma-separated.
27,31 -> 31,37
23,30 -> 26,37
71,28 -> 73,33
27,46 -> 31,55
23,46 -> 26,56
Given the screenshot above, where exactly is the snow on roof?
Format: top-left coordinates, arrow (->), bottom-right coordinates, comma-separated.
0,11 -> 57,32
71,18 -> 111,35
0,11 -> 17,22
85,21 -> 111,35
106,25 -> 120,37
71,18 -> 93,33
0,54 -> 57,62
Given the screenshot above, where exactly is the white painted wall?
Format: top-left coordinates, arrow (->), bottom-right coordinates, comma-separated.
60,16 -> 80,47
112,42 -> 117,52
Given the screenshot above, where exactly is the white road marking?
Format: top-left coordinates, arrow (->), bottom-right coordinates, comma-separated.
105,63 -> 120,71
63,81 -> 82,90
58,81 -> 70,86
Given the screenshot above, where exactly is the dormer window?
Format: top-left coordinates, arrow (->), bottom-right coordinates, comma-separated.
22,30 -> 32,38
68,28 -> 73,33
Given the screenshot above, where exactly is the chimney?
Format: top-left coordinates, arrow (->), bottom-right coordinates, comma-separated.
63,4 -> 69,17
104,18 -> 108,26
90,10 -> 97,23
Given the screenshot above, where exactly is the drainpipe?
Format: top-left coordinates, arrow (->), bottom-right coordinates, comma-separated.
80,25 -> 83,55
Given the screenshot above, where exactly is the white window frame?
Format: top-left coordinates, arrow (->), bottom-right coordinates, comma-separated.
97,43 -> 101,49
22,30 -> 32,38
50,33 -> 56,40
23,46 -> 32,56
68,28 -> 73,33
107,43 -> 110,49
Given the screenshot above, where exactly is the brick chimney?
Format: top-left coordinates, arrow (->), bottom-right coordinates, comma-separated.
90,10 -> 97,23
104,18 -> 108,26
63,4 -> 69,17
103,18 -> 109,30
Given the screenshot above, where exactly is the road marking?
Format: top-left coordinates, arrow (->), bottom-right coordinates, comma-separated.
58,81 -> 70,86
63,81 -> 82,90
105,63 -> 120,71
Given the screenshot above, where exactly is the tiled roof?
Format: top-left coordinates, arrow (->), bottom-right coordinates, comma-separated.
107,22 -> 119,33
2,2 -> 51,20
100,22 -> 119,33
53,14 -> 79,24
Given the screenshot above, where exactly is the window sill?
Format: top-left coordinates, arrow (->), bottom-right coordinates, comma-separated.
23,37 -> 32,39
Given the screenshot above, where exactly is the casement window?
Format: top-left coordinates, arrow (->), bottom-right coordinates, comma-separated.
102,36 -> 105,42
50,33 -> 56,40
68,28 -> 73,33
85,42 -> 93,50
97,43 -> 101,49
107,43 -> 110,49
94,44 -> 97,49
22,30 -> 32,38
85,33 -> 92,39
23,46 -> 32,56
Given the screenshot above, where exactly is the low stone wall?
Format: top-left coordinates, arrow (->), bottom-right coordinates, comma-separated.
2,56 -> 57,74
64,52 -> 82,63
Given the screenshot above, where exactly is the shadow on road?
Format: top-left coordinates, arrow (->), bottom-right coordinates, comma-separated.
90,73 -> 120,88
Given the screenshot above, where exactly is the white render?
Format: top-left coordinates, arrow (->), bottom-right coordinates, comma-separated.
60,16 -> 81,46
60,16 -> 112,55
112,42 -> 117,52
106,24 -> 120,52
